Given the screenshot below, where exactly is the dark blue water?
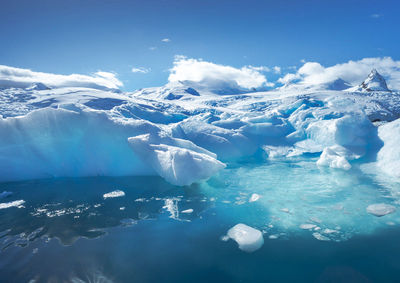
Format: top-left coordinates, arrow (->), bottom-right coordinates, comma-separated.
1,161 -> 400,282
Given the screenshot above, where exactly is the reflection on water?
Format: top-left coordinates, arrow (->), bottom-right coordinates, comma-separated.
1,158 -> 400,282
0,176 -> 212,248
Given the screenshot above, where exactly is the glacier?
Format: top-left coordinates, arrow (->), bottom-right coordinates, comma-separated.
0,68 -> 400,243
1,76 -> 398,184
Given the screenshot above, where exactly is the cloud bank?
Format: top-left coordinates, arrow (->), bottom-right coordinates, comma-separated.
0,65 -> 123,90
278,57 -> 400,90
168,56 -> 272,92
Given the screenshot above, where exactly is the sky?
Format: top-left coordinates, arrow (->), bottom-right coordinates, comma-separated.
0,0 -> 399,91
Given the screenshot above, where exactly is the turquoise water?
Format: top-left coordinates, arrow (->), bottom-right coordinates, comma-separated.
1,157 -> 400,282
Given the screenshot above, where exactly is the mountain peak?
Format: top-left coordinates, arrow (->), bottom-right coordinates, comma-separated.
359,69 -> 391,92
326,78 -> 352,90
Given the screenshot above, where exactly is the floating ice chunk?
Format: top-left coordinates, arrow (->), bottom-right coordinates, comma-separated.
263,146 -> 293,159
103,190 -> 125,199
309,217 -> 322,224
317,146 -> 351,170
249,193 -> 261,203
300,224 -> 317,230
269,234 -> 279,239
163,198 -> 179,219
0,200 -> 25,209
323,229 -> 339,234
128,134 -> 226,186
0,191 -> 12,199
313,232 -> 330,241
181,209 -> 193,214
220,235 -> 230,242
280,208 -> 290,213
366,203 -> 396,217
226,224 -> 264,252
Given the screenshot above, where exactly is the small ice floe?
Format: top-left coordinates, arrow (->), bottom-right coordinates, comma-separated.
366,203 -> 396,217
0,191 -> 12,199
220,235 -> 230,242
300,224 -> 317,230
181,209 -> 193,214
313,232 -> 330,241
269,234 -> 279,240
386,221 -> 396,226
309,217 -> 322,224
280,208 -> 290,214
0,200 -> 25,209
322,228 -> 339,234
103,190 -> 125,199
119,207 -> 125,211
226,223 -> 264,252
120,218 -> 137,227
249,193 -> 261,203
134,198 -> 146,202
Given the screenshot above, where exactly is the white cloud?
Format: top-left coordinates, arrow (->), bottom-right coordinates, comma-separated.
161,38 -> 171,42
149,47 -> 157,51
371,14 -> 382,18
247,66 -> 270,72
131,67 -> 151,74
168,56 -> 271,90
278,57 -> 400,90
0,65 -> 123,90
273,66 -> 281,74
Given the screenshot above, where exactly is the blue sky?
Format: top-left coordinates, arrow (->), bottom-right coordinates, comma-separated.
0,0 -> 399,91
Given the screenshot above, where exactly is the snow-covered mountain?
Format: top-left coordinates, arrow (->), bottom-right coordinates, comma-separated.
351,69 -> 391,92
279,78 -> 352,92
325,78 -> 353,90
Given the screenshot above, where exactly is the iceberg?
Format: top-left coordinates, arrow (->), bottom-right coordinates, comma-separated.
128,134 -> 226,186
